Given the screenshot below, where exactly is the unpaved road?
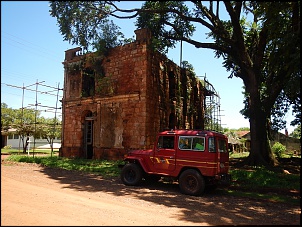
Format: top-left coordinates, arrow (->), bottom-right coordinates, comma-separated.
1,155 -> 300,226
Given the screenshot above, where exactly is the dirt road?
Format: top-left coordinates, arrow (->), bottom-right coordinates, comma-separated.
1,156 -> 300,226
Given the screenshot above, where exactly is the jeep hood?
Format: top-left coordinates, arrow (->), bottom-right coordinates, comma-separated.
126,149 -> 153,157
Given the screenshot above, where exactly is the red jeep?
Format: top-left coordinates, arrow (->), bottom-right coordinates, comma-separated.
120,129 -> 231,196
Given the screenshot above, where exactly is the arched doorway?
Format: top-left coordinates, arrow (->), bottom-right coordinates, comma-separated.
84,111 -> 94,159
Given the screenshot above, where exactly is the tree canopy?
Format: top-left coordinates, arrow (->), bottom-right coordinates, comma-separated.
49,1 -> 300,166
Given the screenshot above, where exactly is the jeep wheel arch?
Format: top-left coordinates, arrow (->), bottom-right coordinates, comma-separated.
121,163 -> 143,186
178,169 -> 205,196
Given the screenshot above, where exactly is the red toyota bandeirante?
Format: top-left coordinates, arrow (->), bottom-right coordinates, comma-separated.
120,129 -> 231,196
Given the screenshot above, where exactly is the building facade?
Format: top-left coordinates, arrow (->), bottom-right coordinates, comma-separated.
60,28 -> 216,160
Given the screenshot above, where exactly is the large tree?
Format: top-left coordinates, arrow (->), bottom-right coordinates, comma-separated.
49,1 -> 300,167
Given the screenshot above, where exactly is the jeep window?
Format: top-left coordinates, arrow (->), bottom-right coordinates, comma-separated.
179,136 -> 192,150
157,136 -> 175,149
192,137 -> 205,151
179,136 -> 205,151
208,137 -> 216,152
218,139 -> 227,152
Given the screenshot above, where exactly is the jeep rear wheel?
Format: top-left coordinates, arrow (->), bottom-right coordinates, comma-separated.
179,169 -> 205,196
121,163 -> 143,186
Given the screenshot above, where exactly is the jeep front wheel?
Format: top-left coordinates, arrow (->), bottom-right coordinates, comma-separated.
178,169 -> 205,196
121,163 -> 143,186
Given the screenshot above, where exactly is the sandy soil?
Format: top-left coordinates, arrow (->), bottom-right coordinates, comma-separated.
1,155 -> 300,226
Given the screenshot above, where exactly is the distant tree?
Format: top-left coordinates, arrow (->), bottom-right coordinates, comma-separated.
1,103 -> 17,131
1,103 -> 47,153
36,117 -> 61,156
290,125 -> 301,139
49,1 -> 300,167
15,108 -> 39,153
237,127 -> 250,131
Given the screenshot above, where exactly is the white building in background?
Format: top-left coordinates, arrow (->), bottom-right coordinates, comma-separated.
1,128 -> 61,149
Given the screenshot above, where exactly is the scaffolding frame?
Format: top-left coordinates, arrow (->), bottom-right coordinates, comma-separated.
2,80 -> 63,156
200,76 -> 224,132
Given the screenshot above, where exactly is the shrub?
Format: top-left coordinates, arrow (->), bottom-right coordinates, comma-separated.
272,142 -> 286,158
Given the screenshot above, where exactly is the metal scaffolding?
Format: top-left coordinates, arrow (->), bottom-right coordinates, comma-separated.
200,76 -> 224,132
2,80 -> 63,155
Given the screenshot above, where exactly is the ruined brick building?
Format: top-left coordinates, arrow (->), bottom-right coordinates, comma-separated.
60,28 -> 221,160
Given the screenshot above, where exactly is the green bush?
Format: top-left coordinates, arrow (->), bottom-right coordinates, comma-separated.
272,142 -> 286,158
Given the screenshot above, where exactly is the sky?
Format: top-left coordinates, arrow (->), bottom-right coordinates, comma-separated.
1,1 -> 295,134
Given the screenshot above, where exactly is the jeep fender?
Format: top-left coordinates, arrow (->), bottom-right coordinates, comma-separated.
124,157 -> 150,174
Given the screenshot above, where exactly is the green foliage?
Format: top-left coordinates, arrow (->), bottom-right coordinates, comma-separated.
66,61 -> 84,73
290,124 -> 301,139
136,1 -> 194,54
95,74 -> 116,96
49,1 -> 133,53
230,166 -> 299,191
1,103 -> 16,131
1,148 -> 59,155
6,155 -> 123,178
1,103 -> 61,153
229,152 -> 249,159
272,142 -> 287,158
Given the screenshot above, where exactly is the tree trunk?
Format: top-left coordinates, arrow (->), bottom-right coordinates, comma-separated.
23,136 -> 29,154
247,113 -> 278,166
244,75 -> 278,167
50,138 -> 54,157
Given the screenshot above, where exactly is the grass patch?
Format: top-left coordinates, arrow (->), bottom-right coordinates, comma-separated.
1,148 -> 59,155
219,189 -> 300,205
4,154 -> 123,178
229,166 -> 300,190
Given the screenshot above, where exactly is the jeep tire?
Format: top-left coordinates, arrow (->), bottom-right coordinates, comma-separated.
121,163 -> 143,186
178,169 -> 205,196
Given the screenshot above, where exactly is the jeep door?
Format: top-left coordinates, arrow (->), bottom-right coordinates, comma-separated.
217,137 -> 229,174
153,135 -> 176,173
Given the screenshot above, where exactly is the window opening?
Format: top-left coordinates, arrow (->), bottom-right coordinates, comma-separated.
82,68 -> 95,97
192,137 -> 205,151
168,71 -> 176,100
157,136 -> 175,149
84,111 -> 94,159
179,136 -> 205,151
179,136 -> 192,149
208,137 -> 216,152
218,139 -> 227,152
86,121 -> 93,145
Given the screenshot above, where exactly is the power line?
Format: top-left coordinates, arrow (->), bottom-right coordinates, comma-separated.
2,31 -> 61,62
